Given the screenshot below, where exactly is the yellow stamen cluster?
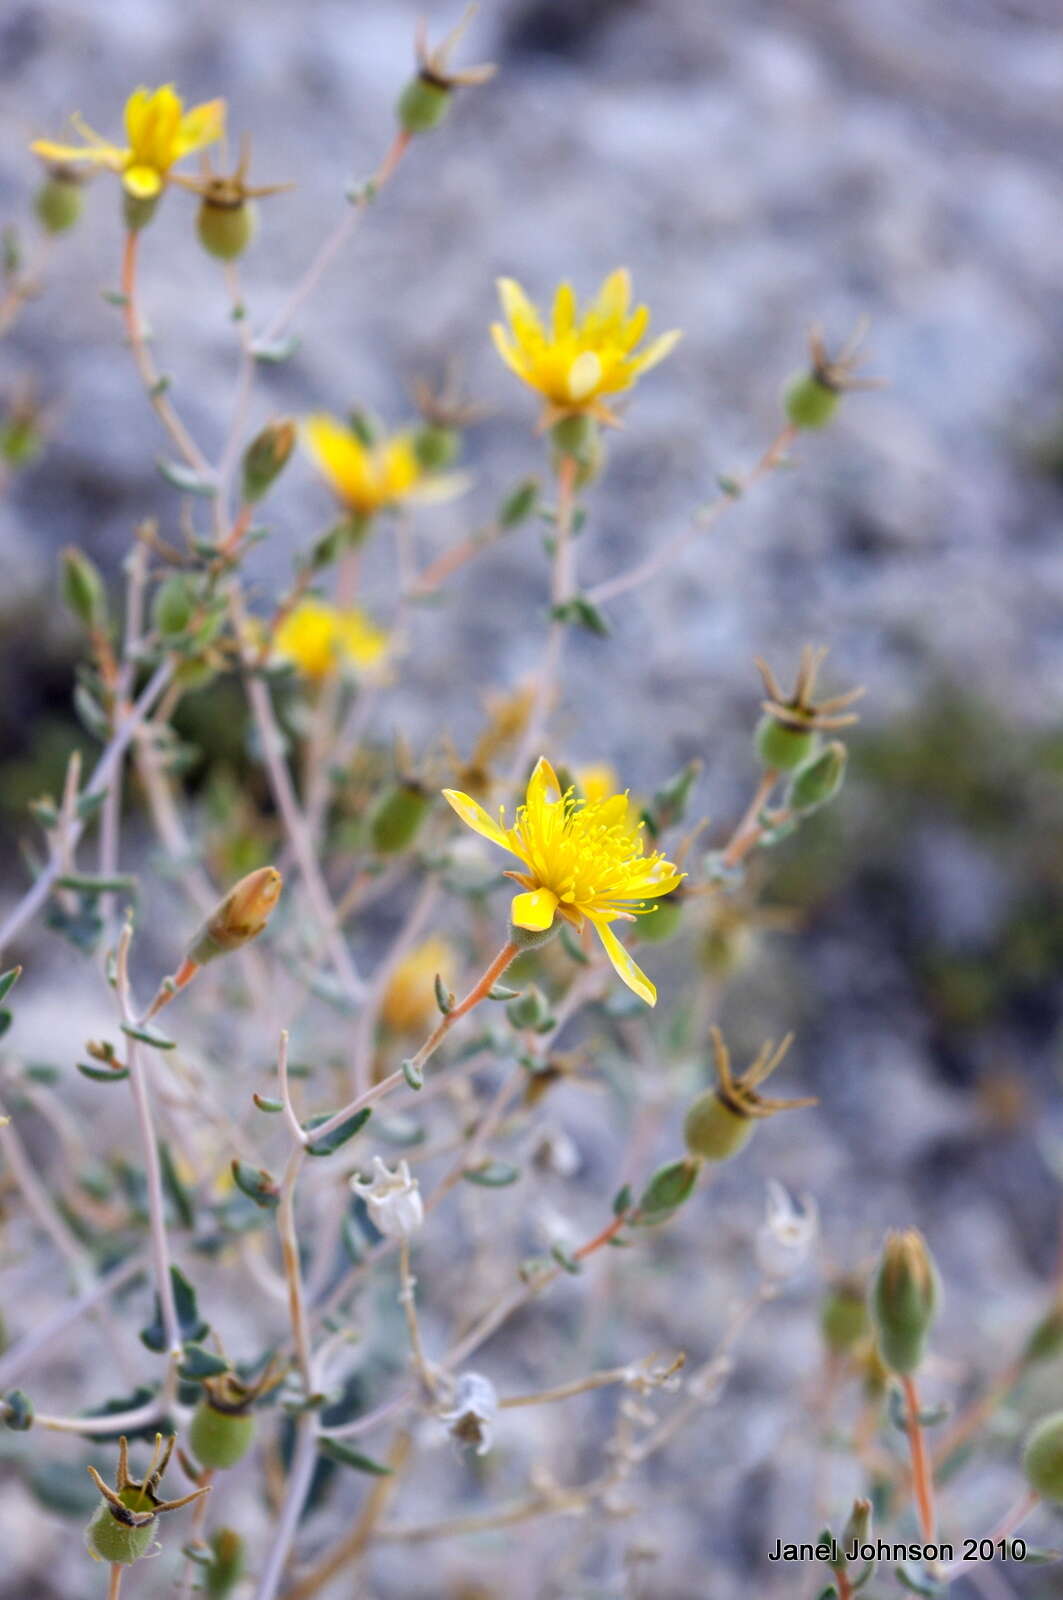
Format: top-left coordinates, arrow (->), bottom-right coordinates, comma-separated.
443,757 -> 683,1005
32,85 -> 224,199
491,269 -> 681,427
274,599 -> 388,681
304,414 -> 468,517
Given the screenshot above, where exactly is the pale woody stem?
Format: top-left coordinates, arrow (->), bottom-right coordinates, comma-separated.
121,230 -> 212,476
507,452 -> 578,788
0,660 -> 173,958
406,940 -> 520,1075
587,420 -> 798,607
398,1241 -> 437,1396
901,1373 -> 936,1543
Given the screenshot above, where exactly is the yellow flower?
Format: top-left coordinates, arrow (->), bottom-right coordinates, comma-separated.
443,757 -> 683,1005
32,84 -> 224,199
382,936 -> 456,1034
304,414 -> 468,517
274,599 -> 388,681
575,763 -> 619,806
491,269 -> 681,427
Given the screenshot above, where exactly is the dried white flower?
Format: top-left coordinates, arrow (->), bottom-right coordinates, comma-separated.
754,1179 -> 818,1280
351,1156 -> 423,1241
439,1371 -> 499,1456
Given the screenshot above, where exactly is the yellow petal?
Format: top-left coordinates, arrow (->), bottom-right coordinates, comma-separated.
510,887 -> 559,932
303,414 -> 375,509
552,281 -> 576,338
567,351 -> 603,403
442,789 -> 511,852
123,163 -> 163,198
175,98 -> 225,158
407,470 -> 472,505
30,138 -> 124,171
630,328 -> 682,376
497,277 -> 541,339
491,322 -> 529,380
587,914 -> 656,1006
526,756 -> 562,811
596,268 -> 631,321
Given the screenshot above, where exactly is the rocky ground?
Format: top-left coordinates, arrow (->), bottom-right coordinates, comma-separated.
2,1 -> 1063,1596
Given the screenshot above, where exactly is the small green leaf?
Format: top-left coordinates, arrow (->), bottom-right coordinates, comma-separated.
156,458 -> 218,497
253,1094 -> 284,1114
76,790 -> 108,820
612,1183 -> 633,1217
121,1021 -> 176,1050
402,1058 -> 423,1091
0,966 -> 22,1005
559,923 -> 591,965
303,1106 -> 372,1157
76,1060 -> 130,1084
251,335 -> 300,364
1,1389 -> 34,1430
140,1266 -> 208,1352
55,873 -> 137,895
434,972 -> 455,1014
550,596 -> 610,637
160,1140 -> 195,1229
178,1343 -> 230,1381
318,1439 -> 392,1475
230,1160 -> 280,1209
550,1244 -> 582,1275
486,983 -> 521,1001
462,1160 -> 521,1188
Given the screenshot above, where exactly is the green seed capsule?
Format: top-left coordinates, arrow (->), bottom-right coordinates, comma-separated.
189,1401 -> 256,1470
1023,1410 -> 1063,1502
785,372 -> 840,430
152,573 -> 197,637
754,714 -> 818,773
413,423 -> 460,471
85,1497 -> 155,1566
370,782 -> 432,854
198,198 -> 256,262
869,1229 -> 940,1375
820,1277 -> 870,1355
683,1091 -> 755,1163
206,1527 -> 247,1598
35,171 -> 84,234
122,190 -> 160,233
787,741 -> 847,813
397,75 -> 452,133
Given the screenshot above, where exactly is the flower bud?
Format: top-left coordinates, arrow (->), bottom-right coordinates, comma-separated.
186,866 -> 282,966
35,168 -> 84,234
820,1275 -> 870,1356
754,712 -> 818,773
839,1499 -> 873,1565
198,195 -> 256,261
869,1229 -> 940,1375
1023,1410 -> 1063,1502
396,74 -> 452,133
205,1528 -> 247,1598
413,422 -> 460,471
787,740 -> 847,814
498,477 -> 540,528
61,546 -> 108,631
505,985 -> 552,1031
1023,1304 -> 1063,1366
369,781 -> 432,854
241,420 -> 296,505
785,371 -> 840,430
683,1091 -> 755,1163
188,1398 -> 256,1470
152,573 -> 197,637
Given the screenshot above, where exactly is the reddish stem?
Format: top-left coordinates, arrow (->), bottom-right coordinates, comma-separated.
901,1373 -> 936,1542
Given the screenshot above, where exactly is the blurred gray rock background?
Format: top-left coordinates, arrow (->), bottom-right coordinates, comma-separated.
3,1 -> 1063,1596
